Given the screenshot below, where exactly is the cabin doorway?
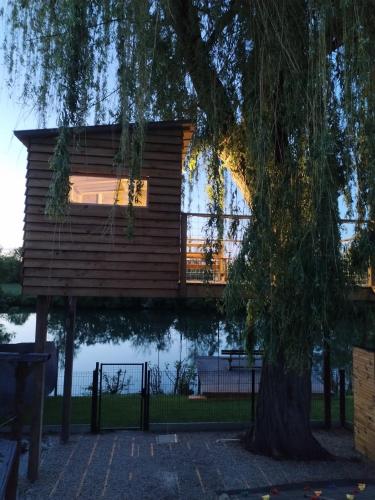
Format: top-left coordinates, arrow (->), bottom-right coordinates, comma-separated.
96,363 -> 148,431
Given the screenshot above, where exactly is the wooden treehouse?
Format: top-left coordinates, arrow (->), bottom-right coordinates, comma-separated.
15,120 -> 247,300
14,119 -> 375,301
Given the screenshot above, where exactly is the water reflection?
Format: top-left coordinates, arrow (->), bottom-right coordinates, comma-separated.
0,325 -> 14,343
1,306 -> 359,374
45,309 -> 245,367
1,308 -> 244,371
2,311 -> 31,326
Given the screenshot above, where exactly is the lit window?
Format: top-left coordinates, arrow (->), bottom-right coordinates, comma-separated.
69,176 -> 148,207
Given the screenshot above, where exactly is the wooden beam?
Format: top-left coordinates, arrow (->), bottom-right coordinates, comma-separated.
184,212 -> 251,220
28,295 -> 50,482
179,213 -> 187,296
339,218 -> 372,224
61,297 -> 77,443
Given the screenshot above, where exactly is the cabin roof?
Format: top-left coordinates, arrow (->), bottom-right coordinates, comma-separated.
15,120 -> 194,167
14,120 -> 195,146
14,119 -> 194,146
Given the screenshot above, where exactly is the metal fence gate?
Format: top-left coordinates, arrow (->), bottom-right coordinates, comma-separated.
91,362 -> 149,432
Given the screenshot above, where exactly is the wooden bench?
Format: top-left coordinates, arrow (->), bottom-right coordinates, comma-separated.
0,439 -> 17,500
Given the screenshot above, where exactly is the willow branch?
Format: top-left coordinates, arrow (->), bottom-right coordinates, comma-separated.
163,0 -> 233,130
163,0 -> 251,205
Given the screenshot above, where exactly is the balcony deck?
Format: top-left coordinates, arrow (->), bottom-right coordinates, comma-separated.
181,213 -> 375,301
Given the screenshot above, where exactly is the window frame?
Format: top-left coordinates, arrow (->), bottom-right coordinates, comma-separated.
68,174 -> 149,208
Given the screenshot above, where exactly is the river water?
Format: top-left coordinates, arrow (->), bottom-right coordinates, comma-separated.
0,308 -> 244,374
0,307 -> 353,396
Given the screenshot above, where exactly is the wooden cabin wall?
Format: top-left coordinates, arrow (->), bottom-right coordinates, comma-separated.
353,346 -> 375,461
22,125 -> 192,297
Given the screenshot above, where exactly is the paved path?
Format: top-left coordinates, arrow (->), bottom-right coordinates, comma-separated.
19,429 -> 374,499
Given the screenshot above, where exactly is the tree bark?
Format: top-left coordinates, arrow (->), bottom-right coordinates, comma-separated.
244,356 -> 331,460
164,0 -> 252,205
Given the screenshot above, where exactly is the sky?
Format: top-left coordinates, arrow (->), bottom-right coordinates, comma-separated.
0,80 -> 37,251
0,10 -> 248,253
0,67 -> 248,252
0,74 -> 350,251
0,0 -> 39,250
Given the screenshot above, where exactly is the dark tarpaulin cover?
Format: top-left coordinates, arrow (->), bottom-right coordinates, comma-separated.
0,342 -> 57,415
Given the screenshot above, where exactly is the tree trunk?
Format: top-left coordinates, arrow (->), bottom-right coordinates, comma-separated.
244,355 -> 331,460
167,0 -> 331,461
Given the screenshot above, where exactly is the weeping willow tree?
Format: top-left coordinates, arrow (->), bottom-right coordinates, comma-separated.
3,0 -> 375,459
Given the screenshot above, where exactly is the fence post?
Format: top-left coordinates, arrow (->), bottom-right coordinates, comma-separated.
54,347 -> 59,397
142,366 -> 150,431
146,370 -> 151,431
141,362 -> 147,431
90,362 -> 99,433
323,340 -> 332,429
251,369 -> 256,422
339,369 -> 346,427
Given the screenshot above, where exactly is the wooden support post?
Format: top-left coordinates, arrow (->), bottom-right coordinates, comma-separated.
61,297 -> 77,444
28,295 -> 49,482
323,339 -> 331,429
9,362 -> 29,498
180,213 -> 187,296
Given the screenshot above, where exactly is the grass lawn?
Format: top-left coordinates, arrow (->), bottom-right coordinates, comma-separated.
43,394 -> 354,428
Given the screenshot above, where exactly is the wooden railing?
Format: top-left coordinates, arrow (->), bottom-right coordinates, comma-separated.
186,239 -> 232,283
342,237 -> 374,288
180,212 -> 249,286
180,213 -> 375,291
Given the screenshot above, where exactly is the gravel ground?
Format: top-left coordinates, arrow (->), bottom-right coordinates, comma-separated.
17,429 -> 375,500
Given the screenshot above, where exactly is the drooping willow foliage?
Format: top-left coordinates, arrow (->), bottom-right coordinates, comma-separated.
2,0 -> 375,369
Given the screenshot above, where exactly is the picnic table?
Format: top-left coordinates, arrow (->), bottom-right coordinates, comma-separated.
220,349 -> 264,370
220,349 -> 248,370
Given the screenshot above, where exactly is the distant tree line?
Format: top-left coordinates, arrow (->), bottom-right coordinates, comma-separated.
0,248 -> 22,284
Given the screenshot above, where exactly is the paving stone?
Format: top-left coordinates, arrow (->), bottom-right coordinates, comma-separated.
156,433 -> 178,445
17,429 -> 375,499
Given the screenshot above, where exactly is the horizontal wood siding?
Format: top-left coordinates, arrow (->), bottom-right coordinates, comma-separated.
21,123 -> 192,297
353,347 -> 375,461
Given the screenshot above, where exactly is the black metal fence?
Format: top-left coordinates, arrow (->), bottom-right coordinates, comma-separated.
53,370 -> 92,396
144,367 -> 350,428
97,362 -> 145,431
47,365 -> 353,431
145,367 -> 257,425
